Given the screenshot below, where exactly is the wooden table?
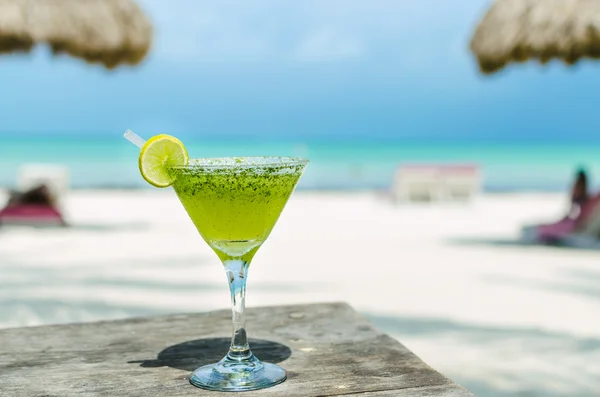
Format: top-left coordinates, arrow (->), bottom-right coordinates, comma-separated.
1,302 -> 475,396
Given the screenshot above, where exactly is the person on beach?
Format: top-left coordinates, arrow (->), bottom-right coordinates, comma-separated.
7,185 -> 57,207
0,184 -> 67,227
566,168 -> 589,219
534,168 -> 597,242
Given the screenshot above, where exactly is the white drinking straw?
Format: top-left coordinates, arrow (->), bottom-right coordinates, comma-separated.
123,129 -> 146,148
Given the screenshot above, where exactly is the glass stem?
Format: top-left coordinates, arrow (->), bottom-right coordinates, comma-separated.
224,259 -> 251,361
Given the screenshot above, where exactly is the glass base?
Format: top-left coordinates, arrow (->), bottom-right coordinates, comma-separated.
189,353 -> 287,392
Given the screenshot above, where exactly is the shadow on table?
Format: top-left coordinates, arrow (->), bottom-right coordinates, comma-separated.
129,338 -> 292,371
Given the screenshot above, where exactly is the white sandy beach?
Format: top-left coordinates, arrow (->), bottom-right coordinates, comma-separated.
1,190 -> 600,397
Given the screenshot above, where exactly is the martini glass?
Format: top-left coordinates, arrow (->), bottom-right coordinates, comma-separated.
166,156 -> 308,392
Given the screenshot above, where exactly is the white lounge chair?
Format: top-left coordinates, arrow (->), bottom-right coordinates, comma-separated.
392,164 -> 481,203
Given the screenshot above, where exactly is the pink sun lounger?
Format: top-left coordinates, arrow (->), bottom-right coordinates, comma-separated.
0,204 -> 66,227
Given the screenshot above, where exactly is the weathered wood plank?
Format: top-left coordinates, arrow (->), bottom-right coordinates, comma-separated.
339,385 -> 476,396
0,302 -> 474,396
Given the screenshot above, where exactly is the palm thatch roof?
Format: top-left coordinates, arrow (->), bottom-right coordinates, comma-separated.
470,0 -> 600,74
0,0 -> 152,69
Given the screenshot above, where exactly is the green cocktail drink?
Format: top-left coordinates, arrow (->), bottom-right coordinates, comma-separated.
128,130 -> 308,392
167,156 -> 308,392
168,158 -> 305,264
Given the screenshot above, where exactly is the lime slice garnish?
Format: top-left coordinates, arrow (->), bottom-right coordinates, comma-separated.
138,134 -> 189,188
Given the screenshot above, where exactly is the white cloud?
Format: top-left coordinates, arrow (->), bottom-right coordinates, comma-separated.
140,1 -> 273,62
294,29 -> 364,62
137,0 -> 488,67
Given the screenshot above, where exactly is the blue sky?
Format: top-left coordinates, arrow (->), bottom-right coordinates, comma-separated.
1,0 -> 600,142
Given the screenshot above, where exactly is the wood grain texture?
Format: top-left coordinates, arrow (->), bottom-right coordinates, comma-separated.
0,302 -> 475,396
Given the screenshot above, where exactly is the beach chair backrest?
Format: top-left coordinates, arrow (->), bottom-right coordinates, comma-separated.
393,166 -> 441,202
439,165 -> 481,201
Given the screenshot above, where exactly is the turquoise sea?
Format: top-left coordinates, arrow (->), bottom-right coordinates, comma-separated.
1,135 -> 600,191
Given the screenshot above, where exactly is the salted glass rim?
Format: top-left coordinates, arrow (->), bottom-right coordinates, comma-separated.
167,156 -> 309,170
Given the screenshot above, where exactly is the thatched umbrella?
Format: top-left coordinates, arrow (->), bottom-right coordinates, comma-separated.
0,0 -> 152,69
470,0 -> 600,74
